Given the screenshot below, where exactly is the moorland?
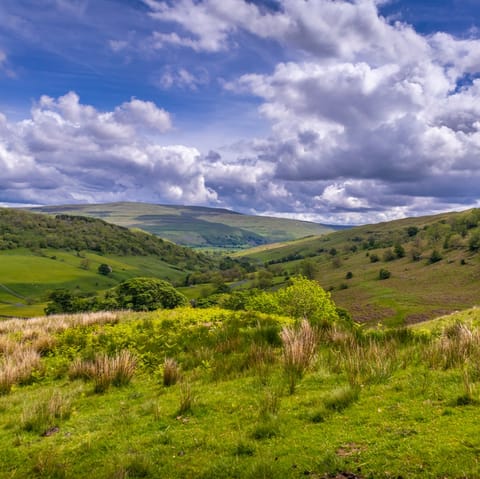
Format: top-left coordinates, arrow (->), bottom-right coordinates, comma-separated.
1,204 -> 480,478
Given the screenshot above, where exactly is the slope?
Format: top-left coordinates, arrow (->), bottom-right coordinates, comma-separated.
237,208 -> 480,326
29,202 -> 337,248
0,208 -> 214,317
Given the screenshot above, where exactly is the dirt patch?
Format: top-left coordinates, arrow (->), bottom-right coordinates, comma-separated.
335,443 -> 366,457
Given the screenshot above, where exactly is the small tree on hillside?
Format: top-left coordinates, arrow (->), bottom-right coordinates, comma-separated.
115,277 -> 187,311
98,263 -> 112,275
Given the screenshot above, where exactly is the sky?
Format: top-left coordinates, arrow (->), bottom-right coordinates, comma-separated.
1,0 -> 480,225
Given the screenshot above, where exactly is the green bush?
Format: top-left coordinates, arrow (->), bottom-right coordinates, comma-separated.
378,269 -> 391,280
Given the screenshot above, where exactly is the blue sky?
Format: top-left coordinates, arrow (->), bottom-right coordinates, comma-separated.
1,0 -> 480,224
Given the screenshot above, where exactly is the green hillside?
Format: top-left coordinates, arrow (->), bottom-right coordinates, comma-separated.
1,304 -> 480,478
237,208 -> 480,326
0,209 -> 214,317
29,202 -> 336,249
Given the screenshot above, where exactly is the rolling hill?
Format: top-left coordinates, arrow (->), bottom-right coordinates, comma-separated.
28,202 -> 337,249
0,208 -> 215,317
236,208 -> 480,326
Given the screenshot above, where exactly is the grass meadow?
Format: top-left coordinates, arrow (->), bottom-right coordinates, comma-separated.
0,250 -> 188,317
1,307 -> 480,478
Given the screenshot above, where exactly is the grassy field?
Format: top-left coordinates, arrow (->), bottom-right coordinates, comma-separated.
29,202 -> 336,249
0,249 -> 188,317
1,307 -> 480,478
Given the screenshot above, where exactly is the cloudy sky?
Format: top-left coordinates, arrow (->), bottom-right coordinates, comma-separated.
1,0 -> 480,224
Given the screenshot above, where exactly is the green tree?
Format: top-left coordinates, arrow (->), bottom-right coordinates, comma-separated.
115,277 -> 187,311
98,263 -> 112,275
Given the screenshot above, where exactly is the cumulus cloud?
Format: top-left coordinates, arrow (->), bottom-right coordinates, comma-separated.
151,0 -> 480,222
0,92 -> 216,205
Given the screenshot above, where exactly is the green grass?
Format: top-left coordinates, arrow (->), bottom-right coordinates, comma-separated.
1,307 -> 480,477
0,249 -> 189,317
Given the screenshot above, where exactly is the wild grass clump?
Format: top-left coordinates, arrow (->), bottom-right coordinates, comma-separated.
258,386 -> 282,420
21,390 -> 72,434
162,357 -> 181,386
330,331 -> 398,386
425,321 -> 480,370
177,380 -> 195,415
245,343 -> 276,384
281,320 -> 317,394
0,346 -> 41,394
68,350 -> 136,393
323,385 -> 360,412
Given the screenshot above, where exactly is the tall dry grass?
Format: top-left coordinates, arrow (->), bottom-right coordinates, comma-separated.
162,357 -> 181,387
281,320 -> 317,394
425,321 -> 480,370
0,346 -> 41,395
68,350 -> 136,393
327,328 -> 398,386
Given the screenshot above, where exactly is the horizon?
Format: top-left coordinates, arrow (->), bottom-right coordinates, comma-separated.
1,0 -> 480,225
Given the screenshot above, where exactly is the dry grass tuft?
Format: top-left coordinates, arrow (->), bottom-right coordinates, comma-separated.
281,320 -> 317,394
68,350 -> 136,393
163,357 -> 181,387
425,321 -> 480,370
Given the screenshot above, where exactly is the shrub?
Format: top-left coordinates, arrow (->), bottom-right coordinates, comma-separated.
428,250 -> 442,264
382,249 -> 396,262
369,253 -> 379,263
378,269 -> 391,280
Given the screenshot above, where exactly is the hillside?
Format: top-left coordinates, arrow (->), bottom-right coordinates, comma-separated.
237,208 -> 480,326
0,208 -> 214,317
29,202 -> 337,249
1,305 -> 480,478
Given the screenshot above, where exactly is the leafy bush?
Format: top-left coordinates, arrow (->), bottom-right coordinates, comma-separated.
378,269 -> 391,280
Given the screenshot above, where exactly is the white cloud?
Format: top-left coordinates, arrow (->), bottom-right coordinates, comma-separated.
153,66 -> 209,90
0,93 -> 214,206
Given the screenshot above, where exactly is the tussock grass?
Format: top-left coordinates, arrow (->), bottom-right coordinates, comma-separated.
177,380 -> 195,415
162,357 -> 181,387
68,350 -> 136,393
0,346 -> 41,394
328,329 -> 398,386
0,311 -> 120,336
425,321 -> 480,370
281,320 -> 317,393
21,390 -> 72,434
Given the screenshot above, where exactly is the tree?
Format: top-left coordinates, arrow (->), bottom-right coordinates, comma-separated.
115,277 -> 187,311
275,276 -> 339,325
98,263 -> 112,275
300,259 -> 318,279
245,276 -> 339,326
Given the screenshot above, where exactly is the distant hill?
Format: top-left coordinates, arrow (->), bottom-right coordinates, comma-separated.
29,202 -> 337,248
237,208 -> 480,326
0,208 -> 214,317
